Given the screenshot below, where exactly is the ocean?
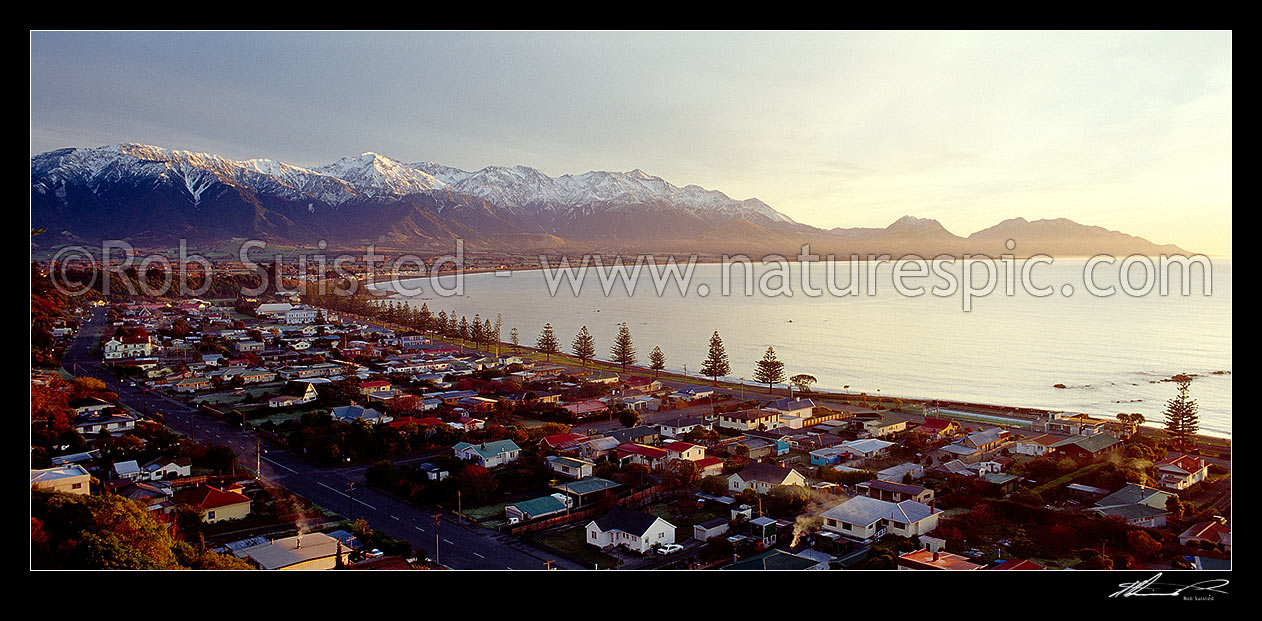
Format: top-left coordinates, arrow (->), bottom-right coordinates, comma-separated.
376,256 -> 1231,439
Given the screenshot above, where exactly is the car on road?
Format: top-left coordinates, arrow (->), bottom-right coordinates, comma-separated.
656,544 -> 683,555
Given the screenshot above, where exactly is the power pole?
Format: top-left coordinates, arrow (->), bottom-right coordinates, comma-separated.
432,514 -> 441,566
348,482 -> 355,522
255,440 -> 262,480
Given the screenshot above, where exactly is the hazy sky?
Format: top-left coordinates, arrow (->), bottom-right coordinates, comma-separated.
30,30 -> 1232,255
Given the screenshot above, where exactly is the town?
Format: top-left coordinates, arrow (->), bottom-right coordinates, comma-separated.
30,264 -> 1232,572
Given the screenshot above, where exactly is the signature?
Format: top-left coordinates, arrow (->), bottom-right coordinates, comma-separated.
1110,573 -> 1230,598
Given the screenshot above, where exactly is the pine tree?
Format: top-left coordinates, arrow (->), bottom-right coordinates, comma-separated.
753,346 -> 785,393
483,319 -> 494,353
610,322 -> 637,371
536,323 -> 559,361
572,326 -> 596,367
1163,377 -> 1199,451
510,327 -> 520,351
648,346 -> 666,377
699,331 -> 731,386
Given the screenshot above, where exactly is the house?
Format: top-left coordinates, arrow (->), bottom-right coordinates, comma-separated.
745,430 -> 793,456
662,440 -> 706,462
616,443 -> 670,470
103,336 -> 156,359
453,440 -> 522,468
914,417 -> 961,440
142,456 -> 192,481
416,462 -> 449,481
115,481 -> 175,513
562,400 -> 609,419
70,397 -> 114,416
810,446 -> 852,467
606,426 -> 660,446
283,306 -> 319,324
622,375 -> 663,393
73,411 -> 139,436
897,548 -> 984,570
579,436 -> 622,462
1012,434 -> 1061,457
112,460 -> 143,481
862,418 -> 908,438
552,477 -> 621,508
30,465 -> 91,495
586,506 -> 675,554
820,496 -> 942,542
656,416 -> 711,438
877,463 -> 925,482
728,463 -> 807,494
269,382 -> 319,408
239,368 -> 278,384
723,548 -> 827,570
358,380 -> 393,396
233,532 -> 350,570
547,455 -> 596,479
716,408 -> 782,432
1050,433 -> 1122,462
1154,455 -> 1210,491
694,517 -> 731,542
173,484 -> 252,523
857,479 -> 934,504
399,332 -> 427,350
1039,413 -> 1109,436
670,385 -> 714,401
1089,483 -> 1175,528
764,398 -> 815,419
173,376 -> 212,393
330,404 -> 392,425
988,558 -> 1046,570
540,433 -> 591,454
960,428 -> 1009,452
694,457 -> 725,477
1179,521 -> 1231,552
233,340 -> 264,354
839,438 -> 895,460
505,494 -> 573,523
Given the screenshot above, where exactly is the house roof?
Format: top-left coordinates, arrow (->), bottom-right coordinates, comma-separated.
1095,483 -> 1171,508
765,398 -> 815,412
591,506 -> 669,538
1017,433 -> 1062,447
820,496 -> 939,527
916,417 -> 957,433
1156,455 -> 1207,474
863,480 -> 929,496
663,440 -> 702,454
721,408 -> 781,421
234,532 -> 344,570
554,477 -> 620,496
508,495 -> 568,519
841,438 -> 895,454
722,548 -> 820,570
617,443 -> 668,460
174,484 -> 251,511
453,440 -> 521,460
897,549 -> 984,570
988,558 -> 1045,570
1179,521 -> 1230,543
1051,433 -> 1120,453
733,462 -> 801,485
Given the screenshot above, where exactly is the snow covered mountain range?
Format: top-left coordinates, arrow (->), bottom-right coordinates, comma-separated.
30,144 -> 1186,256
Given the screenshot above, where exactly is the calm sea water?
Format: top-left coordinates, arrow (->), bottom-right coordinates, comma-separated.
379,257 -> 1231,439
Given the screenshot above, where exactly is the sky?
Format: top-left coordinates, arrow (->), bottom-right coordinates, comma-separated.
30,30 -> 1232,255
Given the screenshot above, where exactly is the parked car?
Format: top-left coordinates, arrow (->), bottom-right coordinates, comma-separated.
656,544 -> 683,555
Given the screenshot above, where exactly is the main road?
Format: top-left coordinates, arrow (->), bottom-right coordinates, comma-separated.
61,306 -> 583,570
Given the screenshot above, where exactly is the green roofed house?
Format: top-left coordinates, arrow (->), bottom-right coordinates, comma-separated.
722,548 -> 826,570
1050,433 -> 1121,463
453,440 -> 522,468
551,477 -> 621,508
505,493 -> 573,524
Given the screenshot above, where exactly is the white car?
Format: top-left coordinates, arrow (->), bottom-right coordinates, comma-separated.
656,544 -> 683,555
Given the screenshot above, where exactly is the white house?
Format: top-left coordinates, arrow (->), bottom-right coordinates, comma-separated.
662,440 -> 706,462
716,409 -> 783,432
728,462 -> 807,494
1154,456 -> 1210,491
820,496 -> 942,542
586,506 -> 675,554
1012,434 -> 1061,457
453,440 -> 522,468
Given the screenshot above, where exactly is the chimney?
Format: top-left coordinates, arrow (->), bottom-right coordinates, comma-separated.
932,551 -> 940,562
296,534 -> 302,549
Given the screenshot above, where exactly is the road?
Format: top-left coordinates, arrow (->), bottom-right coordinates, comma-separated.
62,307 -> 583,570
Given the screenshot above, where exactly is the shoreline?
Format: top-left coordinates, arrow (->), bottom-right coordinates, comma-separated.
324,308 -> 1232,446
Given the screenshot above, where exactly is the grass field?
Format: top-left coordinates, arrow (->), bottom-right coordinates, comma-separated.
531,526 -> 617,569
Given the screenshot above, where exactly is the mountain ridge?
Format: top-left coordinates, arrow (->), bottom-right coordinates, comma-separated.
30,144 -> 1190,257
